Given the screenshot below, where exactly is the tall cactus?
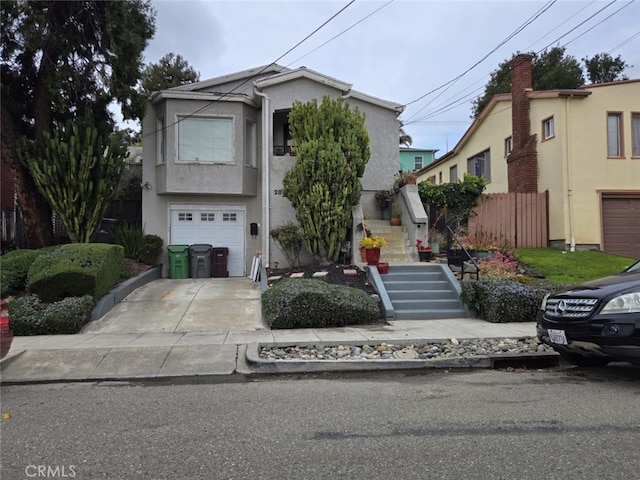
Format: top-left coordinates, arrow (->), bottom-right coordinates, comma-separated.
16,119 -> 126,243
283,96 -> 370,264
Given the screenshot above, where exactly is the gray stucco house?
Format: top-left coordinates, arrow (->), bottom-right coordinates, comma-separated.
142,64 -> 404,277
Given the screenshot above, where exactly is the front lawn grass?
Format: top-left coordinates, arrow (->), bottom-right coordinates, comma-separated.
514,248 -> 637,285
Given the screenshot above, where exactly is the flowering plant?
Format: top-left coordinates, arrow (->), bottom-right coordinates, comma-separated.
360,236 -> 388,249
416,239 -> 432,251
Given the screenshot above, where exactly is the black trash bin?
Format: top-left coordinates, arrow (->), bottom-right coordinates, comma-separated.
95,218 -> 119,243
212,247 -> 229,278
189,244 -> 213,278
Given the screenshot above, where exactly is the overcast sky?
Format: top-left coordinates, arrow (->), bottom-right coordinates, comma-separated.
141,0 -> 640,156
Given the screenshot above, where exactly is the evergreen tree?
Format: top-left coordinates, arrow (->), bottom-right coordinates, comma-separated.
583,53 -> 630,84
0,1 -> 155,247
283,96 -> 370,264
471,47 -> 584,118
141,52 -> 200,96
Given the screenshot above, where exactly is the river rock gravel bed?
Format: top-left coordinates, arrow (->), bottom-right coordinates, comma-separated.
259,337 -> 555,361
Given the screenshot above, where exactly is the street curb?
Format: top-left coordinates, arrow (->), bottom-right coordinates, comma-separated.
243,342 -> 559,374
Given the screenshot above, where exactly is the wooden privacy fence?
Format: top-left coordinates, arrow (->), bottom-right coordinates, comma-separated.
467,192 -> 548,248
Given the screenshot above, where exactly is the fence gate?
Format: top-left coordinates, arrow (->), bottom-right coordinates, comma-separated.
467,192 -> 548,248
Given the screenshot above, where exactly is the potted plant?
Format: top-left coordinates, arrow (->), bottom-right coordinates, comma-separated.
360,235 -> 388,265
428,229 -> 445,254
416,239 -> 432,262
390,203 -> 402,226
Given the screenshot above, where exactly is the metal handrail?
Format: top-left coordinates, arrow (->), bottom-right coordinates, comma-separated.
446,225 -> 480,280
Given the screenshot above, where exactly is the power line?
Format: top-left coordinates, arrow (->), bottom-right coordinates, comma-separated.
141,0 -> 356,140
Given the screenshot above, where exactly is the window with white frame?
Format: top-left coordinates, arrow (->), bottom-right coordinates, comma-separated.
630,113 -> 639,157
607,112 -> 623,157
245,120 -> 256,167
450,165 -> 458,183
467,150 -> 491,181
414,156 -> 423,170
157,117 -> 165,164
178,116 -> 233,163
542,117 -> 554,140
505,136 -> 513,157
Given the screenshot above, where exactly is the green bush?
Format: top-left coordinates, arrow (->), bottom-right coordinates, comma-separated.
8,294 -> 94,335
0,249 -> 43,297
461,279 -> 561,323
113,223 -> 144,260
139,234 -> 163,265
27,243 -> 124,303
262,278 -> 379,329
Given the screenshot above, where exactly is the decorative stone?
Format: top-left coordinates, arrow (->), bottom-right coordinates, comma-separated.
290,272 -> 305,278
312,271 -> 329,278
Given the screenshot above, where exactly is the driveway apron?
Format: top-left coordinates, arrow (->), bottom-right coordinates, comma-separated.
81,278 -> 266,334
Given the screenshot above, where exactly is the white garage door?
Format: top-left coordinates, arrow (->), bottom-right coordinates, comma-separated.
170,205 -> 245,277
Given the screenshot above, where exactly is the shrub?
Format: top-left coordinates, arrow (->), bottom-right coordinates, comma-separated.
262,278 -> 378,329
0,249 -> 43,297
139,234 -> 163,265
461,279 -> 560,323
477,251 -> 519,281
8,294 -> 94,335
270,222 -> 304,269
113,223 -> 145,260
27,244 -> 124,303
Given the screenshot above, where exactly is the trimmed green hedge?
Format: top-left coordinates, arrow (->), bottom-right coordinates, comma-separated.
8,294 -> 95,335
0,249 -> 43,297
262,278 -> 379,329
27,243 -> 124,303
461,279 -> 562,323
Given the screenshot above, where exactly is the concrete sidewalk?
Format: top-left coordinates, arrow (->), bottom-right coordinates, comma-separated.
0,276 -> 556,385
0,318 -> 548,384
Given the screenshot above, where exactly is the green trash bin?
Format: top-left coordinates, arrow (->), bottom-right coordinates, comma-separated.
167,245 -> 189,279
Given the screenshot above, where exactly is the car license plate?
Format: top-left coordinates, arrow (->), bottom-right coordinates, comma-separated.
548,329 -> 568,345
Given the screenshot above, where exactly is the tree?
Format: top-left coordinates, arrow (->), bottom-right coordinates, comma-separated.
399,121 -> 413,147
471,47 -> 584,118
282,96 -> 370,264
0,1 -> 155,247
16,119 -> 127,243
140,52 -> 200,97
583,53 -> 630,84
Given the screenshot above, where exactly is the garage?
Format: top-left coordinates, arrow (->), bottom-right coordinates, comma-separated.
170,205 -> 245,277
601,194 -> 640,259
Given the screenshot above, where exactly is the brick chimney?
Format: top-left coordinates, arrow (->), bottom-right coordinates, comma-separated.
507,53 -> 538,193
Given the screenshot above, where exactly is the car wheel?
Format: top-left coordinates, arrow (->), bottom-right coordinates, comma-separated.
559,352 -> 612,367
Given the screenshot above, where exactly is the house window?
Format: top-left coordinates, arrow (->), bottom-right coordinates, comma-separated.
450,165 -> 458,183
201,213 -> 215,222
177,212 -> 193,222
542,117 -> 554,140
438,172 -> 443,183
467,150 -> 491,181
505,136 -> 513,158
630,113 -> 639,158
414,156 -> 423,170
223,213 -> 237,222
429,175 -> 436,184
157,117 -> 165,164
245,120 -> 256,167
607,112 -> 623,157
178,116 -> 233,163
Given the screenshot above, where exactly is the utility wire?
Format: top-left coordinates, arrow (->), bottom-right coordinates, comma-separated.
141,0 -> 356,140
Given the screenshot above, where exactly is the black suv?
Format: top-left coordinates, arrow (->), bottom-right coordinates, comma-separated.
537,260 -> 640,367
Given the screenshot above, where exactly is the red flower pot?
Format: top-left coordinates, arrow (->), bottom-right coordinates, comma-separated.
365,248 -> 381,265
377,262 -> 389,274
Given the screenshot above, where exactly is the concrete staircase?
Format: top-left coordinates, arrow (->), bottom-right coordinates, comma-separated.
376,263 -> 471,320
365,219 -> 412,263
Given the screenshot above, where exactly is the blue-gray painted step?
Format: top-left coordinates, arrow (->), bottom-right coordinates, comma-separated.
377,264 -> 470,320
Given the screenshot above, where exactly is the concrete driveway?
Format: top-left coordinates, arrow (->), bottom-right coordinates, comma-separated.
81,278 -> 266,334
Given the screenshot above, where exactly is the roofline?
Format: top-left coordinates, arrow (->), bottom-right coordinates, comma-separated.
170,64 -> 290,92
150,90 -> 257,106
254,66 -> 351,93
400,147 -> 438,153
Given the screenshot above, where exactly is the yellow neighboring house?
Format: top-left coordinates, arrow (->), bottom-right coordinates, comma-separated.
417,54 -> 640,259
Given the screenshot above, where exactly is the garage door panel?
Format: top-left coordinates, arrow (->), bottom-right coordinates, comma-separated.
602,197 -> 640,259
170,206 -> 245,276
